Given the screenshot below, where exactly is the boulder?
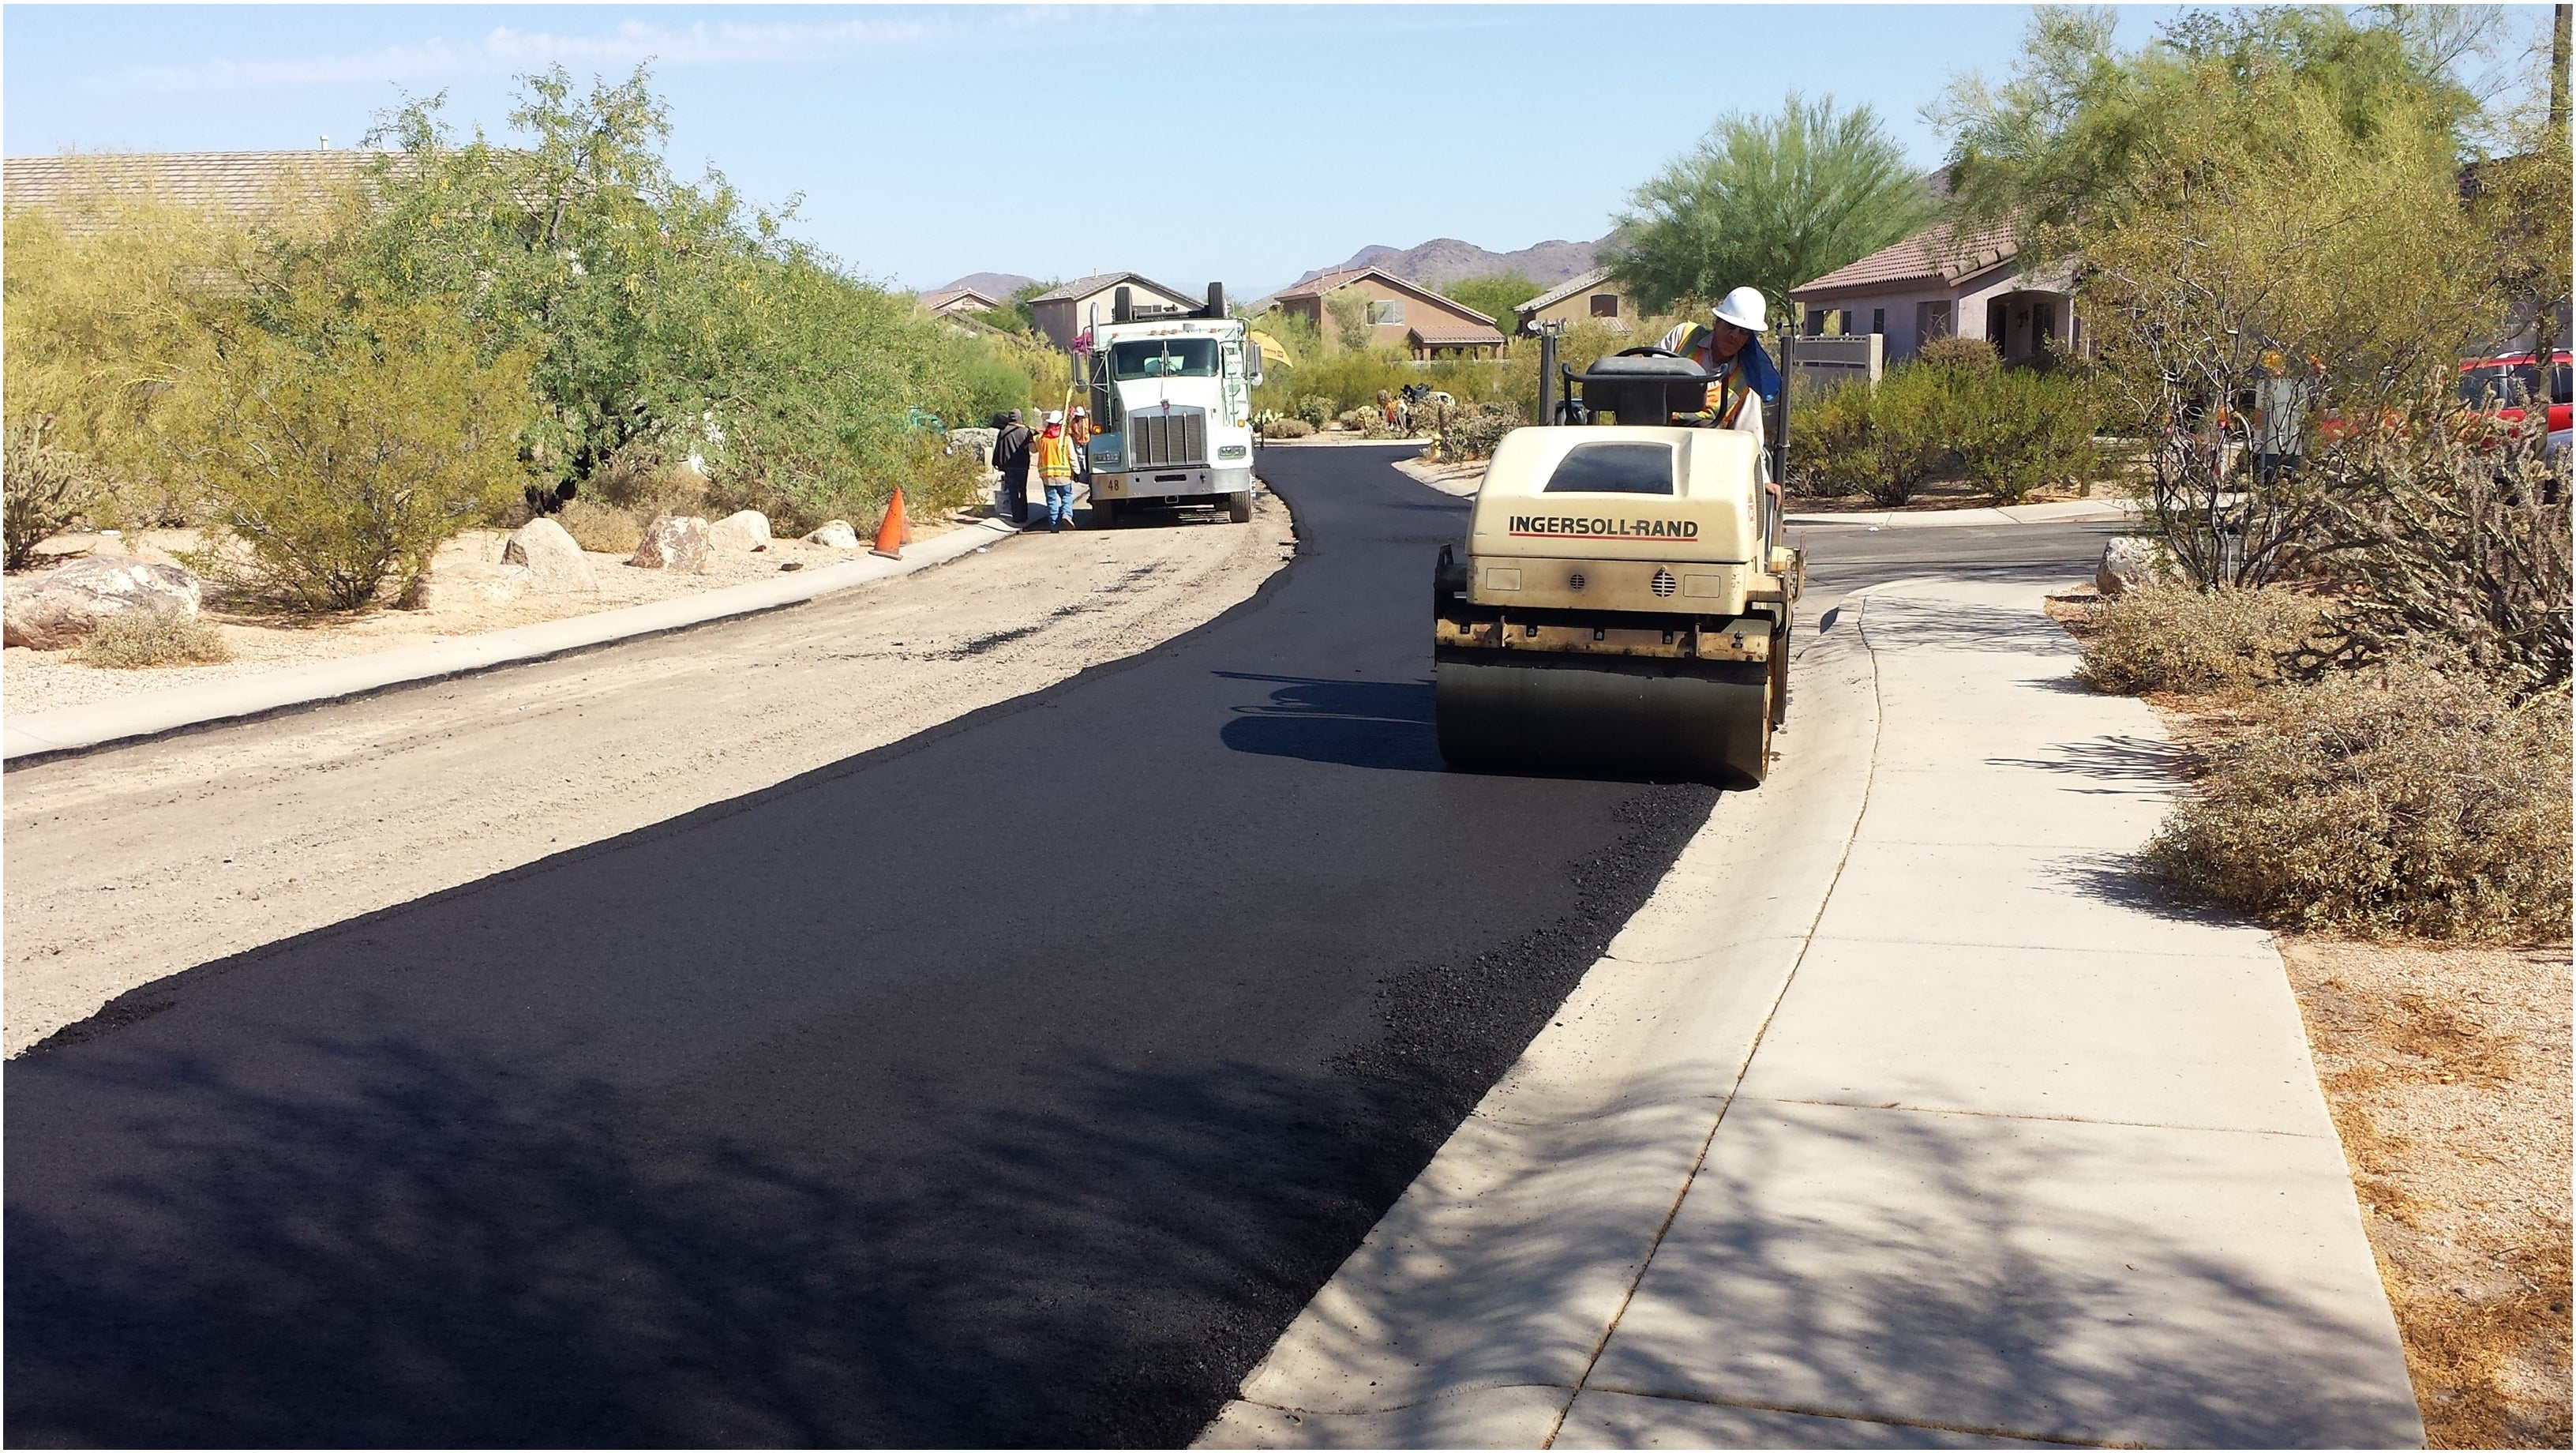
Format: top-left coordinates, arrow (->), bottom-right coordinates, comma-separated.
2095,537 -> 2173,597
804,520 -> 861,549
404,561 -> 533,611
3,556 -> 202,650
631,515 -> 712,573
948,426 -> 999,468
501,517 -> 597,591
707,510 -> 772,554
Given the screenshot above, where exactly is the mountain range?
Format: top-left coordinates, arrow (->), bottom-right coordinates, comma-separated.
939,236 -> 1605,308
1279,237 -> 1603,295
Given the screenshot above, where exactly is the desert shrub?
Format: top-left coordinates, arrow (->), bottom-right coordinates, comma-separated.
4,416 -> 92,569
1293,395 -> 1334,429
1431,402 -> 1524,462
555,497 -> 644,555
74,609 -> 232,668
1788,359 -> 2096,504
1333,407 -> 1379,434
706,430 -> 981,537
2077,583 -> 2328,696
1262,419 -> 1315,440
2144,660 -> 2572,941
1916,336 -> 2000,374
1946,366 -> 2098,503
174,303 -> 537,611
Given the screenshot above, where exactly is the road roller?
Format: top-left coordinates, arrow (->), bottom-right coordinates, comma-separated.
1432,350 -> 1802,785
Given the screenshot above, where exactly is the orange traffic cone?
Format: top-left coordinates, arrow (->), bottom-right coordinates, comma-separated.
871,490 -> 909,559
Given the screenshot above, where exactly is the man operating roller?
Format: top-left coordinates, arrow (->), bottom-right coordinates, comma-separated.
1659,286 -> 1782,462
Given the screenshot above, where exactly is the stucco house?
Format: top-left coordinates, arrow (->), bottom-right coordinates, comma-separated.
1027,272 -> 1202,353
1790,222 -> 2076,364
1268,267 -> 1508,359
1514,266 -> 1633,335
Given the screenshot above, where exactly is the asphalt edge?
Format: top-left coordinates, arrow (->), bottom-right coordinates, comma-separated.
1,516 -> 1022,768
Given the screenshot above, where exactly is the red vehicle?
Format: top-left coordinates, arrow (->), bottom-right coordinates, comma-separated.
2458,349 -> 2572,458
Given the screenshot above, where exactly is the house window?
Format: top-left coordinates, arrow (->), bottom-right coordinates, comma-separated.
1805,307 -> 1826,336
1872,308 -> 1885,336
1367,298 -> 1405,325
1588,293 -> 1619,318
1917,301 -> 1953,342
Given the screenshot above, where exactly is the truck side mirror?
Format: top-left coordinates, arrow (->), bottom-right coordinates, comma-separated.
1245,344 -> 1265,387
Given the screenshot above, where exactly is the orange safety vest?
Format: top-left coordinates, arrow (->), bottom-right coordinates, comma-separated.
1035,429 -> 1075,479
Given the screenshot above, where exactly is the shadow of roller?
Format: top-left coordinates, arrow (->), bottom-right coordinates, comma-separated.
1434,653 -> 1771,788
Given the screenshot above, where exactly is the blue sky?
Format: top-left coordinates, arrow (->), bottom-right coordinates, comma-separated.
0,5 -> 2546,294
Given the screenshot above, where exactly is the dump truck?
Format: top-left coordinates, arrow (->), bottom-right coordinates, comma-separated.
1083,283 -> 1262,526
1431,347 -> 1802,786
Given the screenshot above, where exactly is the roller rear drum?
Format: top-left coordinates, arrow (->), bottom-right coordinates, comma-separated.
1434,654 -> 1772,787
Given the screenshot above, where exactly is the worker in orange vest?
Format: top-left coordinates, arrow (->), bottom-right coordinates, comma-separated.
1033,410 -> 1078,532
1067,406 -> 1093,482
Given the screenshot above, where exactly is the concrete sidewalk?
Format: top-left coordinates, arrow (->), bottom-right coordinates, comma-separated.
1201,579 -> 2420,1449
2,516 -> 1020,764
1787,498 -> 2139,529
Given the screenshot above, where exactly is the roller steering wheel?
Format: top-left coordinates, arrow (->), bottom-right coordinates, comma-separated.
1612,346 -> 1686,359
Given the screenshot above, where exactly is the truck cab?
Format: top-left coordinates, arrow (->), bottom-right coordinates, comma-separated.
1083,286 -> 1261,525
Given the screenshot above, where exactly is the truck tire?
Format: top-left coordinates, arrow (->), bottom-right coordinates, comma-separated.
1092,497 -> 1119,529
1227,490 -> 1253,524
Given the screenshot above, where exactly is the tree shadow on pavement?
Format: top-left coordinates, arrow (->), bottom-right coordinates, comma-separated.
5,1033 -> 1476,1449
1214,671 -> 1444,774
1987,734 -> 2187,791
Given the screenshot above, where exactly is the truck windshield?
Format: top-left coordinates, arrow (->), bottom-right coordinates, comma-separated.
1110,339 -> 1219,381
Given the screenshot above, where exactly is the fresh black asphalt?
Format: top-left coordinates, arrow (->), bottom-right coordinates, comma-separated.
4,445 -> 2117,1447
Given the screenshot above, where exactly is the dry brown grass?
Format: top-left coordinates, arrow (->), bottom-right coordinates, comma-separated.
72,609 -> 231,668
2282,937 -> 2572,1448
554,497 -> 643,556
2071,582 -> 2329,696
2142,661 -> 2570,941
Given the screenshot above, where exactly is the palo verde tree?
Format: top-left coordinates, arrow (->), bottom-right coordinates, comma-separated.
1601,93 -> 1935,319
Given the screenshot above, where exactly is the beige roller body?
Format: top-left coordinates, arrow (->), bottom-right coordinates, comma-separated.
1433,425 -> 1800,786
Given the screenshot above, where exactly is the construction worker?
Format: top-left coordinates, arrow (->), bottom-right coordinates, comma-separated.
1034,410 -> 1078,532
1067,406 -> 1093,482
1659,286 -> 1782,456
992,410 -> 1034,524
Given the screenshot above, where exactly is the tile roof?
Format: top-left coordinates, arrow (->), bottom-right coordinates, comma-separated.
1271,266 -> 1498,329
1517,265 -> 1617,315
923,285 -> 1000,312
1409,321 -> 1508,347
4,149 -> 387,234
1028,271 -> 1195,306
1790,222 -> 2019,298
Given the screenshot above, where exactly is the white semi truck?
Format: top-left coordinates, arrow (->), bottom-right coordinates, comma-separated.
1082,283 -> 1262,527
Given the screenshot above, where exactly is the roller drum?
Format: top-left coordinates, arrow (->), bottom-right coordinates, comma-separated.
1435,653 -> 1772,786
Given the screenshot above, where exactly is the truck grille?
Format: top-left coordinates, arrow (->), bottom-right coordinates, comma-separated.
1128,409 -> 1208,467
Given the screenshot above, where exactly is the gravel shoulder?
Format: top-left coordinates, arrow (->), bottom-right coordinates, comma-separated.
3,497 -> 1291,1056
2282,937 -> 2574,1448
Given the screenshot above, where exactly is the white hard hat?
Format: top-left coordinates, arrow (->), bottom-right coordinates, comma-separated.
1712,286 -> 1768,334
1044,410 -> 1064,425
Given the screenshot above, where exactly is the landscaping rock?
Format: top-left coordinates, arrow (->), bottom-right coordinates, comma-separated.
405,561 -> 533,611
3,557 -> 202,650
501,517 -> 598,592
804,520 -> 861,549
949,426 -> 999,468
707,510 -> 772,554
631,515 -> 712,573
2097,536 -> 2173,597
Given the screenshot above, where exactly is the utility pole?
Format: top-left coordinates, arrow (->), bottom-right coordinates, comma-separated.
2552,6 -> 2570,141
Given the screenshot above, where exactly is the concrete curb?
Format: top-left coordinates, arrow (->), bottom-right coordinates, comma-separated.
1197,610 -> 1887,1447
2,516 -> 1022,764
1787,497 -> 2138,528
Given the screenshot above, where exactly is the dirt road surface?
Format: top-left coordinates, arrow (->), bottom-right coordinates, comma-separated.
3,499 -> 1288,1057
